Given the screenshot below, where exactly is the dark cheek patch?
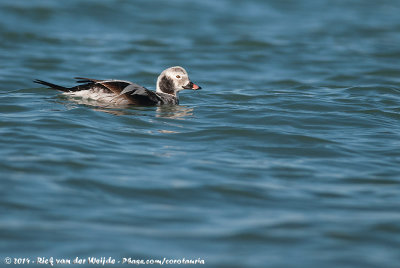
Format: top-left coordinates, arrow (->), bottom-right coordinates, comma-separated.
159,76 -> 175,95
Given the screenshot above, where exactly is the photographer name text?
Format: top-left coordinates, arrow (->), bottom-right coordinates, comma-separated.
4,257 -> 205,266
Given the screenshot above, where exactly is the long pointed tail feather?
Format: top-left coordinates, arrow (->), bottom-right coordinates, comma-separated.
33,79 -> 70,92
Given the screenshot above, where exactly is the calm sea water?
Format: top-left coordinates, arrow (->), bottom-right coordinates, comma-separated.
1,0 -> 400,267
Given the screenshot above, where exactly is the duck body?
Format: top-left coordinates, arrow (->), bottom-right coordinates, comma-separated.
34,66 -> 201,106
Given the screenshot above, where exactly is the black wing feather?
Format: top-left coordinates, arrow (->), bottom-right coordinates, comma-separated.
74,77 -> 101,83
117,84 -> 161,106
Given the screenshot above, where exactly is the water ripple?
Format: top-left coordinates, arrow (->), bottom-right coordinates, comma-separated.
2,0 -> 400,267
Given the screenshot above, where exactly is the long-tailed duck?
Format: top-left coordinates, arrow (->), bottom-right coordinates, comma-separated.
34,66 -> 201,106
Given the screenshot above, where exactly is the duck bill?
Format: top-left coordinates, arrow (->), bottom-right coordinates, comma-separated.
192,83 -> 201,90
183,81 -> 202,90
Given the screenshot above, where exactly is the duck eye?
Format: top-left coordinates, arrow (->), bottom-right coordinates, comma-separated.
176,75 -> 181,79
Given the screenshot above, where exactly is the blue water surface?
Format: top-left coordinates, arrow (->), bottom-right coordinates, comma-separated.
1,0 -> 400,267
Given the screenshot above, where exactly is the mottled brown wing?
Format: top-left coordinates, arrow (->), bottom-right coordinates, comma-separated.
74,78 -> 132,95
97,81 -> 132,95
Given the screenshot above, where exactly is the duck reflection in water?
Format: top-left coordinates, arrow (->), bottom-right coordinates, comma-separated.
94,105 -> 194,119
155,105 -> 194,119
56,96 -> 194,119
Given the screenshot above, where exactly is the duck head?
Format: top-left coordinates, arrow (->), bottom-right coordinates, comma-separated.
156,66 -> 201,95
